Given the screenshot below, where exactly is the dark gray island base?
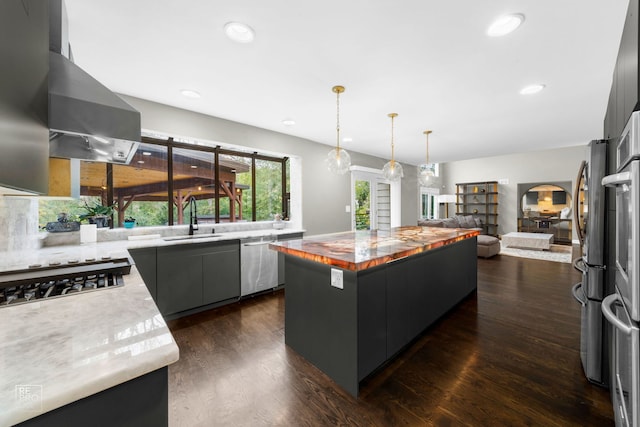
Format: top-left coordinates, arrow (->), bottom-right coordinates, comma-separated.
278,230 -> 478,397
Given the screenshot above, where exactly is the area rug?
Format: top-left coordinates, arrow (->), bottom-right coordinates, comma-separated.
499,242 -> 572,264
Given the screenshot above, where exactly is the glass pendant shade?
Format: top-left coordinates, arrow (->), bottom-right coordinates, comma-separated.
382,112 -> 403,182
383,159 -> 404,182
327,85 -> 351,174
326,147 -> 351,174
418,165 -> 435,186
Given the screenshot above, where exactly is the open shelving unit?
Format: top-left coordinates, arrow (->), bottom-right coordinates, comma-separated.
455,181 -> 498,237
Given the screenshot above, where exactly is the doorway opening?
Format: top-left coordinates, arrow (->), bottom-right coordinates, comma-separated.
351,167 -> 400,231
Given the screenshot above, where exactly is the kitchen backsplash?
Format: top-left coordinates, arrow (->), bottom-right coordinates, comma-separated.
0,197 -> 41,252
41,219 -> 294,247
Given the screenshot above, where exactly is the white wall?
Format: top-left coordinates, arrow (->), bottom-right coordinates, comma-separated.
121,95 -> 420,236
441,145 -> 586,238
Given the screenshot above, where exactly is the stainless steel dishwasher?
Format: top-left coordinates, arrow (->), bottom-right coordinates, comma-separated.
240,236 -> 278,296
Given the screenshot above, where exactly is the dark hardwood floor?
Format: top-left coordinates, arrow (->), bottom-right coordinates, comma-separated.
167,254 -> 614,426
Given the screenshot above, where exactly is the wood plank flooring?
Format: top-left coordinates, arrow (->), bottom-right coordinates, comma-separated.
166,254 -> 614,426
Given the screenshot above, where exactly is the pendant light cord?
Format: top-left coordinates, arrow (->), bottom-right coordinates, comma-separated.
389,113 -> 398,165
336,89 -> 341,151
424,130 -> 432,164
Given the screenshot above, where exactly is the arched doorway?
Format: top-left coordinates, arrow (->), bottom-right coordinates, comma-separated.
517,182 -> 573,245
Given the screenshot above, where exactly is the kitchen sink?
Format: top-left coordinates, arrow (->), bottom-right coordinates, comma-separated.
163,234 -> 223,241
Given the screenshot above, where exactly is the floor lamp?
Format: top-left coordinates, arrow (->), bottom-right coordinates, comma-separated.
439,194 -> 457,218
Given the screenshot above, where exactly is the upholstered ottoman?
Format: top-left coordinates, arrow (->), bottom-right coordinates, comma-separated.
476,235 -> 500,258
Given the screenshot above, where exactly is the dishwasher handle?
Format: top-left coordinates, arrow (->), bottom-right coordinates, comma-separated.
602,293 -> 632,335
571,282 -> 586,306
243,240 -> 276,247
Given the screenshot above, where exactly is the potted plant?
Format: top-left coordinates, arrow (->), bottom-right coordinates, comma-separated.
124,216 -> 136,229
79,201 -> 115,228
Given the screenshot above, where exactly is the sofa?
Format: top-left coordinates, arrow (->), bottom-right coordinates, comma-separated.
418,215 -> 501,258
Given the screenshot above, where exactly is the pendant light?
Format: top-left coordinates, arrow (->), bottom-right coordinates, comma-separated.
418,130 -> 435,187
326,85 -> 351,174
382,113 -> 403,182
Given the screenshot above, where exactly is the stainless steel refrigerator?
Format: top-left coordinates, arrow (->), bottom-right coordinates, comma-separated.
572,138 -> 611,387
602,110 -> 640,427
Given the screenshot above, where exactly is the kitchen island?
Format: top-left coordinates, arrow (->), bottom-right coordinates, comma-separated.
269,226 -> 479,396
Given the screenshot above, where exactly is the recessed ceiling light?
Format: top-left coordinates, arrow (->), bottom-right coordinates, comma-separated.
137,160 -> 145,164
180,89 -> 201,99
282,118 -> 296,126
224,22 -> 255,43
487,13 -> 525,37
520,84 -> 546,95
142,151 -> 152,156
191,165 -> 198,169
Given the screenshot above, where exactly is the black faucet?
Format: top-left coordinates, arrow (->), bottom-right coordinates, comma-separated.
188,196 -> 199,235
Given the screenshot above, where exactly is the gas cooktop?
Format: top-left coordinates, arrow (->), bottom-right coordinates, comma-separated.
0,256 -> 132,307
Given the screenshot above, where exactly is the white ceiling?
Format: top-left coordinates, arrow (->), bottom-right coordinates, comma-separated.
64,0 -> 628,166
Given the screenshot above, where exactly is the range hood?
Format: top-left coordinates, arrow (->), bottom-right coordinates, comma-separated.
48,0 -> 140,164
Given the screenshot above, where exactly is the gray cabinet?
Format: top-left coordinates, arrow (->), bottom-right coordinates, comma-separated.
156,241 -> 240,317
605,0 -> 639,139
157,245 -> 204,315
0,0 -> 49,194
128,247 -> 157,300
277,232 -> 304,285
17,367 -> 168,427
203,243 -> 240,305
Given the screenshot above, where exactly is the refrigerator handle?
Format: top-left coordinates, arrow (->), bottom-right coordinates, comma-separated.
602,171 -> 632,187
602,293 -> 632,335
573,160 -> 586,246
572,257 -> 586,274
571,282 -> 587,306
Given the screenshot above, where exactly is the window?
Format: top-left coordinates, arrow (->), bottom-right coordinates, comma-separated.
39,137 -> 288,229
254,159 -> 283,220
114,143 -> 169,227
354,179 -> 371,230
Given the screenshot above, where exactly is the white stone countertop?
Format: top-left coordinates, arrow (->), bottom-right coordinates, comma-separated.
0,266 -> 179,426
0,227 -> 304,425
0,228 -> 305,273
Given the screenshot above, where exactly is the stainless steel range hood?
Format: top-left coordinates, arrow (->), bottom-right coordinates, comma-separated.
48,0 -> 140,164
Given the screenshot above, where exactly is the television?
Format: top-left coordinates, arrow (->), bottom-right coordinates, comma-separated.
552,191 -> 567,205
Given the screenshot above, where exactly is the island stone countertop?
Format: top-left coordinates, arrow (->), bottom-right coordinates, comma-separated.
269,226 -> 480,271
0,266 -> 179,426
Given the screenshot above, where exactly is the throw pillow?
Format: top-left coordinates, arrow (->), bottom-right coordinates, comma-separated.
442,218 -> 460,228
462,215 -> 477,228
418,219 -> 444,227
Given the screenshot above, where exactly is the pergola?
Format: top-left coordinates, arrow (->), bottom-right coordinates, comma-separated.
79,144 -> 251,227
